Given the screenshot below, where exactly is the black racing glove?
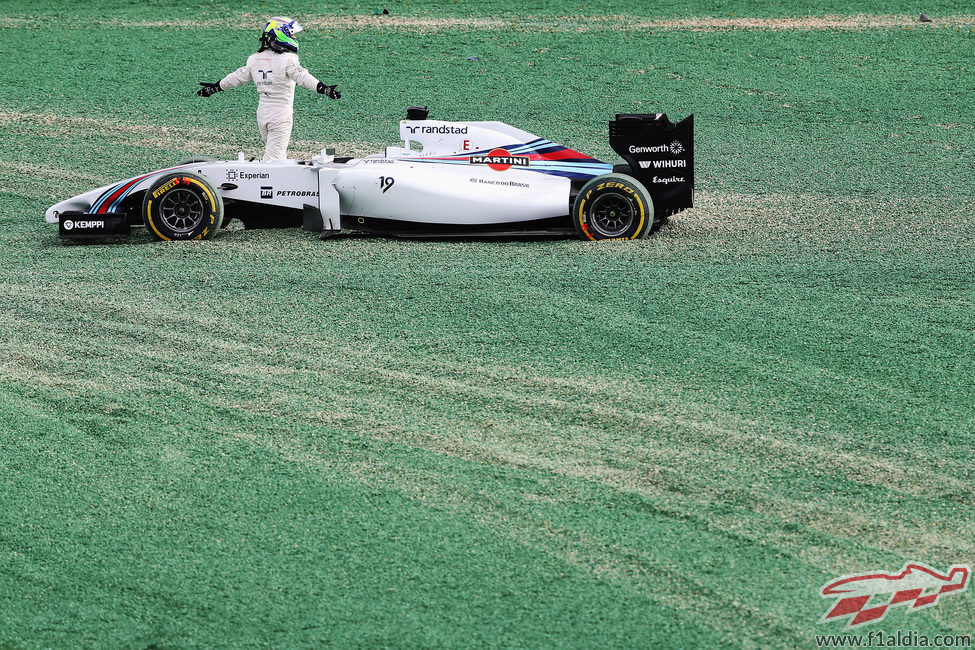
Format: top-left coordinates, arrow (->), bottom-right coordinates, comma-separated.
197,82 -> 222,97
317,82 -> 341,100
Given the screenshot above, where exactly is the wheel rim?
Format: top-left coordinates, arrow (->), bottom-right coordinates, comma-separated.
158,188 -> 205,233
589,192 -> 636,238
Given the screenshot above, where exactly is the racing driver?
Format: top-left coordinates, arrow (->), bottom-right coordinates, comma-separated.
197,16 -> 341,161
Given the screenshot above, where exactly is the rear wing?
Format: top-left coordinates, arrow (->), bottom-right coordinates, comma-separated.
609,113 -> 694,218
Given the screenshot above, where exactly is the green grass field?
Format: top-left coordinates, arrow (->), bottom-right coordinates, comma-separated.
1,1 -> 973,647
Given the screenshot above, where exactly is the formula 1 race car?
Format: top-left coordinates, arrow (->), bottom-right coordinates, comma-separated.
46,107 -> 694,242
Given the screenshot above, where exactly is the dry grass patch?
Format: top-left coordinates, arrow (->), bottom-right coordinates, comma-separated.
666,190 -> 972,250
0,160 -> 109,200
4,13 -> 975,32
0,109 -> 378,178
625,14 -> 975,31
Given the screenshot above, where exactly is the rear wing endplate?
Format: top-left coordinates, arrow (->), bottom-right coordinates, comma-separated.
609,113 -> 694,218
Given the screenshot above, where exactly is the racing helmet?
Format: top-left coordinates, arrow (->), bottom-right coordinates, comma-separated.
260,16 -> 304,53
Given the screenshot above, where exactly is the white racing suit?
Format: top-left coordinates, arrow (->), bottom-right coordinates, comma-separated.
220,50 -> 322,161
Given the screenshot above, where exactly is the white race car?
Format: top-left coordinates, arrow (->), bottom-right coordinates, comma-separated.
47,107 -> 694,241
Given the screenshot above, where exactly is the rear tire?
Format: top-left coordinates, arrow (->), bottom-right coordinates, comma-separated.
175,156 -> 217,165
611,160 -> 631,175
142,172 -> 223,241
571,173 -> 654,240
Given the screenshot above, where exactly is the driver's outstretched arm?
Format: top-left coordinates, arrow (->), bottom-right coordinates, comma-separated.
219,65 -> 252,91
286,57 -> 322,92
197,65 -> 250,97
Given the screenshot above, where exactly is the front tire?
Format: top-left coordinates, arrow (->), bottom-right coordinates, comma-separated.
571,173 -> 654,240
142,172 -> 223,241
